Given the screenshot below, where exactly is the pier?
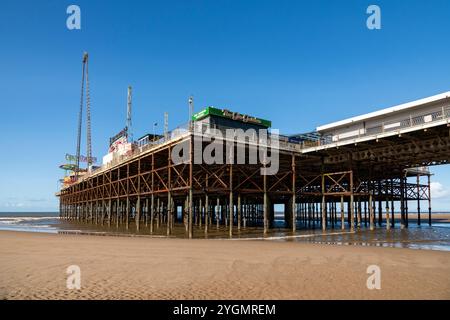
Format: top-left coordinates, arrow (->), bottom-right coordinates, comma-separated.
58,92 -> 450,238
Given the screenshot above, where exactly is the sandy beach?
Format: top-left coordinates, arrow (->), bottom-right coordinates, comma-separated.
0,230 -> 449,300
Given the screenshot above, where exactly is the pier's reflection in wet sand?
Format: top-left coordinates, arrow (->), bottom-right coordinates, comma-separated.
1,212 -> 449,251
56,216 -> 450,252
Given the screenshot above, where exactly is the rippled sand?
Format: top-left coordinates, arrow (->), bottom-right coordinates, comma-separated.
0,230 -> 449,299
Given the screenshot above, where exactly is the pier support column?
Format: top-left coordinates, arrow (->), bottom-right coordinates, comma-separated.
150,194 -> 154,234
427,174 -> 432,226
94,201 -> 98,224
89,202 -> 93,224
145,198 -> 149,227
237,194 -> 241,231
330,201 -> 335,229
116,199 -> 119,228
126,197 -> 130,230
108,199 -> 112,227
391,198 -> 395,228
321,196 -> 326,231
263,170 -> 268,235
349,171 -> 354,232
101,201 -> 105,226
378,181 -> 382,227
216,198 -> 220,230
292,153 -> 297,232
321,170 -> 326,231
350,194 -> 355,232
357,199 -> 362,228
417,175 -> 421,226
364,200 -> 368,227
340,196 -> 345,230
204,194 -> 209,235
400,176 -> 406,229
199,198 -> 203,228
188,134 -> 193,239
156,197 -> 160,229
167,193 -> 172,236
385,199 -> 391,230
229,165 -> 233,238
391,179 -> 395,228
136,196 -> 141,232
369,193 -> 375,231
188,190 -> 193,238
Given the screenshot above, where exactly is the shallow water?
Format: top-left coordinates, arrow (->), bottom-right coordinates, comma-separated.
1,212 -> 450,252
0,214 -> 60,234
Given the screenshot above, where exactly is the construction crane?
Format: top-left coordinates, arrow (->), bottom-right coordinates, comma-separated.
75,52 -> 93,179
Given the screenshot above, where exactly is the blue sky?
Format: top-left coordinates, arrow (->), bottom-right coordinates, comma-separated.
0,0 -> 449,212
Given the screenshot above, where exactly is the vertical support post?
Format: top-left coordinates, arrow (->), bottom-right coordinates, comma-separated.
321,174 -> 326,231
205,174 -> 209,235
167,193 -> 171,236
126,163 -> 130,230
145,198 -> 149,227
391,178 -> 395,228
329,201 -> 334,228
93,201 -> 97,224
340,196 -> 345,230
400,175 -> 406,229
364,199 -> 367,227
126,197 -> 130,230
136,159 -> 141,232
188,134 -> 194,239
291,153 -> 296,232
150,153 -> 155,234
350,171 -> 354,232
204,194 -> 209,235
427,174 -> 432,226
116,198 -> 119,228
89,201 -> 93,224
102,200 -> 106,225
229,164 -> 233,238
385,198 -> 390,230
369,193 -> 374,231
417,174 -> 421,226
150,194 -> 154,234
136,196 -> 141,231
108,199 -> 112,227
237,193 -> 241,231
263,170 -> 269,234
357,199 -> 361,228
156,197 -> 160,229
405,177 -> 409,228
167,147 -> 172,236
216,198 -> 220,230
378,181 -> 382,226
199,198 -> 203,228
171,197 -> 175,229
385,179 -> 390,230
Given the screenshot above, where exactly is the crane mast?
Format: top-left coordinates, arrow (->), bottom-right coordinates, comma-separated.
75,52 -> 93,179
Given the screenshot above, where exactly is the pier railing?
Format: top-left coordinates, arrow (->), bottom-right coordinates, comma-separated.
311,104 -> 450,149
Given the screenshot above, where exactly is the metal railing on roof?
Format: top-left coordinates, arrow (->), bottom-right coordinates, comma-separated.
316,104 -> 450,147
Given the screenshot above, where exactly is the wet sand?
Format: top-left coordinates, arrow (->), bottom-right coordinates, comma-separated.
0,230 -> 449,299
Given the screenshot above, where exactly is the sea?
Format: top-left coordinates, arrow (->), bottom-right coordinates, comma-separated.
1,212 -> 450,252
